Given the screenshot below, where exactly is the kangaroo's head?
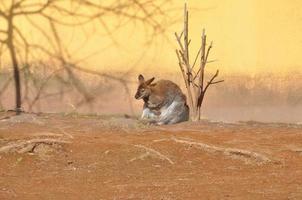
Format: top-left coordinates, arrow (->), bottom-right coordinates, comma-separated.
134,74 -> 155,100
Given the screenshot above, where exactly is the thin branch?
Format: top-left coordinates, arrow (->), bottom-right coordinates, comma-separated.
175,32 -> 185,53
14,0 -> 53,15
13,0 -> 27,9
0,76 -> 12,96
203,70 -> 223,95
0,39 -> 7,44
204,41 -> 213,67
28,68 -> 63,111
210,80 -> 224,85
24,15 -> 57,52
0,10 -> 7,19
1,0 -> 178,113
191,46 -> 202,70
199,29 -> 206,92
176,49 -> 194,111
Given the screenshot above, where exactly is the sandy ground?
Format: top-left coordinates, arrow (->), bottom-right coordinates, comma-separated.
0,112 -> 302,200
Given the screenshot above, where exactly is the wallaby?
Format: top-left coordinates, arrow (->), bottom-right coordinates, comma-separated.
134,74 -> 189,125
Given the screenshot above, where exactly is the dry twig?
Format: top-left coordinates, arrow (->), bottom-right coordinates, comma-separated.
175,4 -> 224,120
0,0 -> 175,113
131,144 -> 174,165
171,137 -> 271,164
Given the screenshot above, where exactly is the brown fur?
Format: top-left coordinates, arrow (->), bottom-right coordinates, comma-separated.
135,74 -> 189,125
135,78 -> 185,109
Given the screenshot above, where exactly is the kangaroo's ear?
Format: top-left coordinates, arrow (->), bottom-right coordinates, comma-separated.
138,74 -> 145,83
145,77 -> 155,85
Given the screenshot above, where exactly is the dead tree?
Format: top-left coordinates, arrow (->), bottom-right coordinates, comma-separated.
175,4 -> 224,120
0,0 -> 175,114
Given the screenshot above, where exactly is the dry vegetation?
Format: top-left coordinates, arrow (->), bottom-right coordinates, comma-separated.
175,4 -> 223,120
0,71 -> 301,122
0,0 -> 177,113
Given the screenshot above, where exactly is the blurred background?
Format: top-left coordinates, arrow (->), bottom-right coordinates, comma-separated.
0,0 -> 301,122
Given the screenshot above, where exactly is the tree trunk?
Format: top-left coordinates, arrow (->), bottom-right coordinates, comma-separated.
7,16 -> 22,114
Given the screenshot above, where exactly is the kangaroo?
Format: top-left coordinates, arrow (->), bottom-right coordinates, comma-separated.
134,74 -> 189,125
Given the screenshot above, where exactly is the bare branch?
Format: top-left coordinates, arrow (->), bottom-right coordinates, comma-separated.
28,68 -> 63,111
0,10 -> 7,19
175,32 -> 185,53
176,49 -> 194,111
14,0 -> 53,16
0,76 -> 12,97
0,39 -> 7,44
204,41 -> 213,66
1,0 -> 178,113
175,4 -> 223,121
210,80 -> 224,85
13,0 -> 27,9
203,70 -> 223,95
191,46 -> 202,70
24,15 -> 57,52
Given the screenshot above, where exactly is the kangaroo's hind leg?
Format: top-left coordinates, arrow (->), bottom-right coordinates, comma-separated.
157,101 -> 179,125
167,104 -> 189,124
157,101 -> 189,125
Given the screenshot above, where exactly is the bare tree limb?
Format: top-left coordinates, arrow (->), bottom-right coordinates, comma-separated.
0,0 -> 178,113
14,0 -> 53,16
175,4 -> 223,120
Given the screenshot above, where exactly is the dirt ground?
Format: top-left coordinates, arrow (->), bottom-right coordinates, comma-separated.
0,112 -> 302,200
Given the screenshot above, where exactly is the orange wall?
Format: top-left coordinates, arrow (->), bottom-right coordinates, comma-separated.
3,0 -> 302,74
84,0 -> 302,74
